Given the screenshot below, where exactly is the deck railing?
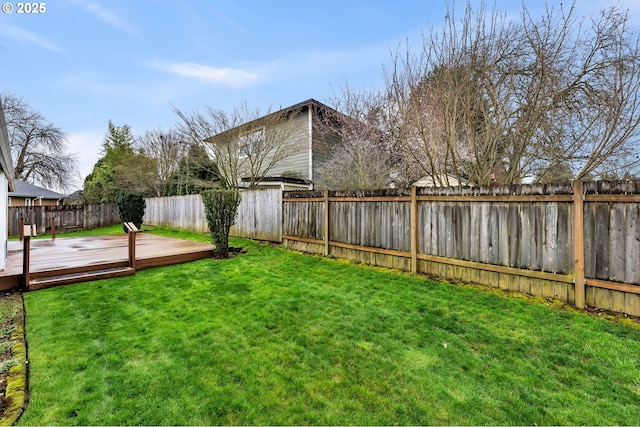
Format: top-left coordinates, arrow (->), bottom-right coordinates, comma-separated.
124,222 -> 138,271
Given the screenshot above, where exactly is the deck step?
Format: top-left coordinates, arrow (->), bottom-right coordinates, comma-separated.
28,266 -> 135,290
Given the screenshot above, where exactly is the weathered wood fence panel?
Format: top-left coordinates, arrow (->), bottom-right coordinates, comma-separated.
82,203 -> 121,231
415,184 -> 575,274
144,194 -> 208,233
282,181 -> 640,317
283,185 -> 575,272
282,192 -> 324,241
8,203 -> 120,236
144,188 -> 283,241
580,180 -> 640,313
329,200 -> 412,252
233,189 -> 282,241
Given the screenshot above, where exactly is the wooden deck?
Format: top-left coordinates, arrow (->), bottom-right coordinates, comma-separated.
0,233 -> 214,291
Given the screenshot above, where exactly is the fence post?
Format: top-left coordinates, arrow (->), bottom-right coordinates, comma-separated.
51,216 -> 56,239
411,185 -> 418,274
324,190 -> 330,256
19,218 -> 24,241
39,206 -> 45,236
573,180 -> 585,308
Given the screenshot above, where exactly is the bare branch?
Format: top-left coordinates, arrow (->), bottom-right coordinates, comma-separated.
1,92 -> 77,191
134,129 -> 188,196
382,1 -> 640,185
174,101 -> 302,189
315,87 -> 396,189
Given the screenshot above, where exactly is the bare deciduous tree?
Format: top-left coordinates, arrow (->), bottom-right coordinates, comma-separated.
174,101 -> 301,189
1,92 -> 77,190
315,87 -> 397,190
135,129 -> 188,196
385,1 -> 640,185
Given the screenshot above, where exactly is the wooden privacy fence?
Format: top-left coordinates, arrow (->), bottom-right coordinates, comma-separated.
8,203 -> 120,237
144,188 -> 283,242
282,181 -> 640,317
144,194 -> 208,233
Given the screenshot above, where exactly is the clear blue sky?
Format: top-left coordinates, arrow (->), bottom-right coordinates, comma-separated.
1,0 -> 638,191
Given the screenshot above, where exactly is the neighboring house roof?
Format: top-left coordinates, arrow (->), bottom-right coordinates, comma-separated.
9,180 -> 64,200
0,98 -> 15,192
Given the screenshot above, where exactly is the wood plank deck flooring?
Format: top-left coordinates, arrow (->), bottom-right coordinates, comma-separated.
0,233 -> 214,291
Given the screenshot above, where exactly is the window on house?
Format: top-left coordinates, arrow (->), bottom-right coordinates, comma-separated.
239,128 -> 265,158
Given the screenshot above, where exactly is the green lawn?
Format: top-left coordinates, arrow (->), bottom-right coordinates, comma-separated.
18,230 -> 640,425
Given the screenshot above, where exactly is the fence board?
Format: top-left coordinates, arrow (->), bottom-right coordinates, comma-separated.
543,203 -> 557,273
469,202 -> 480,262
584,202 -> 596,279
232,189 -> 282,241
625,205 -> 640,284
508,204 -> 519,268
556,203 -> 571,274
479,202 -> 490,264
532,203 -> 543,271
595,203 -> 611,280
609,204 -> 626,283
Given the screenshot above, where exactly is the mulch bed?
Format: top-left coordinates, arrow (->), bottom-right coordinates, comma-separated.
0,292 -> 27,425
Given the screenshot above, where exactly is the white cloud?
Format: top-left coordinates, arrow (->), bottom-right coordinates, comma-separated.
0,23 -> 63,53
70,0 -> 139,37
163,62 -> 259,87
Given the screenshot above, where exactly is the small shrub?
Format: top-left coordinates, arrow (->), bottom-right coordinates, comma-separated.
116,192 -> 146,233
201,189 -> 240,258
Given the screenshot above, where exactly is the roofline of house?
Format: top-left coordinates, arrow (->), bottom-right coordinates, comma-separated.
241,176 -> 312,185
9,179 -> 65,199
205,98 -> 343,143
0,98 -> 15,192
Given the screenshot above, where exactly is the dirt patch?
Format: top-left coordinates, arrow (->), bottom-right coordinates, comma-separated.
212,246 -> 246,260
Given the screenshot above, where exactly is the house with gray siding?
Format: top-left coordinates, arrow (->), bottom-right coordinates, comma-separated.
0,99 -> 15,271
206,99 -> 340,190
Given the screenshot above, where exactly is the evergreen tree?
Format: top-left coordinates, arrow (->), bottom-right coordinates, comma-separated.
83,121 -> 155,203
